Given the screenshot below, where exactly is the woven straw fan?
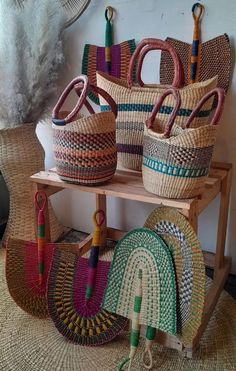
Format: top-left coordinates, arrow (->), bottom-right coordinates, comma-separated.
14,0 -> 91,28
160,3 -> 232,92
47,210 -> 128,346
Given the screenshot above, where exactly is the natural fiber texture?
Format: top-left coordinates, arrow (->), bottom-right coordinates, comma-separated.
103,228 -> 177,334
0,123 -> 63,244
160,34 -> 232,93
60,0 -> 90,28
143,123 -> 218,198
5,238 -> 79,318
144,207 -> 205,345
97,72 -> 217,171
142,87 -> 224,199
82,40 -> 136,104
53,111 -> 117,185
47,244 -> 128,346
1,258 -> 236,370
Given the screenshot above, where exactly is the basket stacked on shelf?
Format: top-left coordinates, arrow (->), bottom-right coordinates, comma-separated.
52,75 -> 117,185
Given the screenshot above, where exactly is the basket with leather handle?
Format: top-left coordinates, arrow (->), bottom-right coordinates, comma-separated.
97,38 -> 218,171
52,75 -> 117,185
142,87 -> 225,198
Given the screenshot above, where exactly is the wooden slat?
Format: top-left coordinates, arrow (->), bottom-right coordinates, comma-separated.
31,169 -> 211,210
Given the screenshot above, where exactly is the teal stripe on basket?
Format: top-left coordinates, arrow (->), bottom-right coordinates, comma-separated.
101,104 -> 211,117
143,156 -> 208,178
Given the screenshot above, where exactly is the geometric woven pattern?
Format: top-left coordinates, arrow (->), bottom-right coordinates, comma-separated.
5,239 -> 76,319
82,40 -> 136,104
97,69 -> 217,171
47,248 -> 128,346
160,35 -> 232,93
144,207 -> 205,345
103,228 -> 177,334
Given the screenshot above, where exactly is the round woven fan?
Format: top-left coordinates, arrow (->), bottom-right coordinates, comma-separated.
144,206 -> 205,345
102,228 -> 177,369
47,211 -> 128,346
14,0 -> 91,28
5,238 -> 79,318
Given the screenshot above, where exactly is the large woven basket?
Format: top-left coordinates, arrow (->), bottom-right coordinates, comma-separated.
97,38 -> 218,171
142,87 -> 225,199
52,75 -> 117,185
0,123 -> 63,244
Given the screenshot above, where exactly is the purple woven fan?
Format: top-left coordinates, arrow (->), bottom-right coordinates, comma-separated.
47,211 -> 128,346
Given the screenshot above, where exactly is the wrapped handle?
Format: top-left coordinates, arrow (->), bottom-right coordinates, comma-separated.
52,75 -> 118,126
75,83 -> 118,119
127,38 -> 184,88
146,87 -> 181,138
186,88 -> 225,128
52,75 -> 89,125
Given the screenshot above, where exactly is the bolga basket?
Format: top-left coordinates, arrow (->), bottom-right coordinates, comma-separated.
52,75 -> 117,185
97,38 -> 218,171
142,87 -> 225,199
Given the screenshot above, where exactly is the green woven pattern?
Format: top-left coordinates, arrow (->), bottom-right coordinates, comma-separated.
103,228 -> 176,334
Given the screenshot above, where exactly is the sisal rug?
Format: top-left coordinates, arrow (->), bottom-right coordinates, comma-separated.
0,260 -> 236,370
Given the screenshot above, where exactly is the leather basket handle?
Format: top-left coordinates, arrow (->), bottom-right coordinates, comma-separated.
127,38 -> 184,88
52,75 -> 89,125
186,88 -> 225,128
75,83 -> 118,119
52,76 -> 117,126
146,87 -> 181,138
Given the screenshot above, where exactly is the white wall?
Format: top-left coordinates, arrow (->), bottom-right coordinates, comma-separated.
37,0 -> 236,272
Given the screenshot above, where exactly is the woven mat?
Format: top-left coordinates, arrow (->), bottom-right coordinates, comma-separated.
0,261 -> 236,370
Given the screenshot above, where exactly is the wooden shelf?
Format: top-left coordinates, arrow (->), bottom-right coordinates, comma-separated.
30,161 -> 232,358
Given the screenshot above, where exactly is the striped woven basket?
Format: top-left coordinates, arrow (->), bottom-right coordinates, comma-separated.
97,38 -> 218,171
52,75 -> 117,185
142,87 -> 225,199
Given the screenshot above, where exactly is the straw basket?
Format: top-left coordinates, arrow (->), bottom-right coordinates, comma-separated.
52,75 -> 117,185
0,123 -> 63,244
142,87 -> 225,199
97,38 -> 218,171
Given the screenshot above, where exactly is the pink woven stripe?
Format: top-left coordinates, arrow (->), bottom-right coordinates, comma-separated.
25,241 -> 55,296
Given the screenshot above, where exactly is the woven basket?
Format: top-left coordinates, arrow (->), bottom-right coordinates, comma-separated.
142,87 -> 225,199
5,238 -> 80,318
52,75 -> 117,185
0,123 -> 63,244
97,38 -> 218,171
144,207 -> 205,345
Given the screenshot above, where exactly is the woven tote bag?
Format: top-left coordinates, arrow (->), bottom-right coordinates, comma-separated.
52,75 -> 117,185
97,38 -> 218,171
142,87 -> 225,198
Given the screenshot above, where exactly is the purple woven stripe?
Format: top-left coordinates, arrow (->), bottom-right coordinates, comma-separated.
117,143 -> 143,155
73,257 -> 110,317
111,44 -> 121,78
96,46 -> 105,72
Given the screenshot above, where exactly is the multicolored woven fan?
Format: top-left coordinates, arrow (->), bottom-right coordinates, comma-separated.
144,207 -> 205,346
82,6 -> 136,104
102,228 -> 177,369
47,210 -> 128,346
160,3 -> 232,93
5,191 -> 80,318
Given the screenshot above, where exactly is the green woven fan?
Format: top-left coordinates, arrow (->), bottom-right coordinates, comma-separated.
103,228 -> 176,369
